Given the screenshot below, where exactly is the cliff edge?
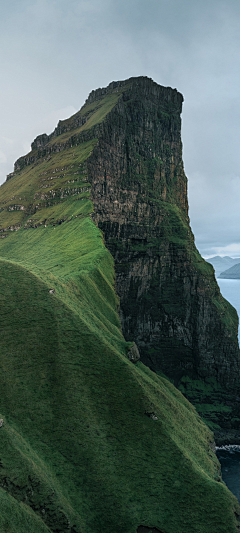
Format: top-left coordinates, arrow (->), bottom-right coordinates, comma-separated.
86,77 -> 240,430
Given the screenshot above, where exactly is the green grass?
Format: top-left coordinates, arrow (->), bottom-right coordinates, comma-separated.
0,214 -> 239,532
0,139 -> 97,233
49,85 -> 131,144
48,91 -> 126,146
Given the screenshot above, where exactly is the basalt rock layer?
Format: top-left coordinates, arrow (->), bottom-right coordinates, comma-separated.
85,78 -> 240,430
86,78 -> 240,390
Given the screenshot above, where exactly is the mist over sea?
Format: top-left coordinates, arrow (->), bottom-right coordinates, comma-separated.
217,278 -> 240,339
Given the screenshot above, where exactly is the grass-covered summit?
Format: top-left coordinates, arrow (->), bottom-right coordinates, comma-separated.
0,77 -> 239,531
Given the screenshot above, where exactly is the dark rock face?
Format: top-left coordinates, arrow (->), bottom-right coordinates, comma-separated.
86,77 -> 240,392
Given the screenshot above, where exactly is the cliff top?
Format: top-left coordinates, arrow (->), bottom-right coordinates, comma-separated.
84,75 -> 183,105
6,76 -> 183,179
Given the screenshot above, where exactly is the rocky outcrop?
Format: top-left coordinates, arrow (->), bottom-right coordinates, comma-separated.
13,128 -> 96,172
127,342 -> 140,363
85,77 -> 240,395
31,133 -> 49,151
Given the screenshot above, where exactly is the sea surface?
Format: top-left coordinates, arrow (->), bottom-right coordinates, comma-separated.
215,279 -> 240,501
217,278 -> 240,339
216,446 -> 240,502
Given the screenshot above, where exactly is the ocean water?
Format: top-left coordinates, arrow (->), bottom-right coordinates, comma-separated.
217,278 -> 240,339
216,446 -> 240,502
215,279 -> 240,500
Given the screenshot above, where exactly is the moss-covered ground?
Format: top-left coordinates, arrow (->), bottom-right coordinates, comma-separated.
0,202 -> 238,532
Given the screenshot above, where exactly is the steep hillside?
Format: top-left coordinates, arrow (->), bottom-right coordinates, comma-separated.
0,76 -> 240,531
0,219 -> 239,532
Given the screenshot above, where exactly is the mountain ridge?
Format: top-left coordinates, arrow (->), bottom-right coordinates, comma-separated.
219,262 -> 240,279
0,76 -> 240,531
1,76 -> 240,428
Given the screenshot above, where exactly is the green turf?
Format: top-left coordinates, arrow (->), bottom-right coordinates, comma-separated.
48,90 -> 127,146
0,215 -> 239,532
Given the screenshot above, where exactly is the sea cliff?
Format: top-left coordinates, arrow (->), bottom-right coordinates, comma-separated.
3,77 -> 240,430
0,77 -> 239,531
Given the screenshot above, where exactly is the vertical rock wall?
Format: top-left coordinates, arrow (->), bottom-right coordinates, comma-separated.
87,77 -> 240,390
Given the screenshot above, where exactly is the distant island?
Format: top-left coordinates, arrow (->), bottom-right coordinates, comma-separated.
219,262 -> 240,279
206,255 -> 240,278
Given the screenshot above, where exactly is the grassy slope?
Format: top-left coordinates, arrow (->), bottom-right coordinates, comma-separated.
48,90 -> 125,146
0,246 -> 239,532
0,90 -> 239,532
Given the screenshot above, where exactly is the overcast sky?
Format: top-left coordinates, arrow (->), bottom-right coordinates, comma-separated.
1,0 -> 240,257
